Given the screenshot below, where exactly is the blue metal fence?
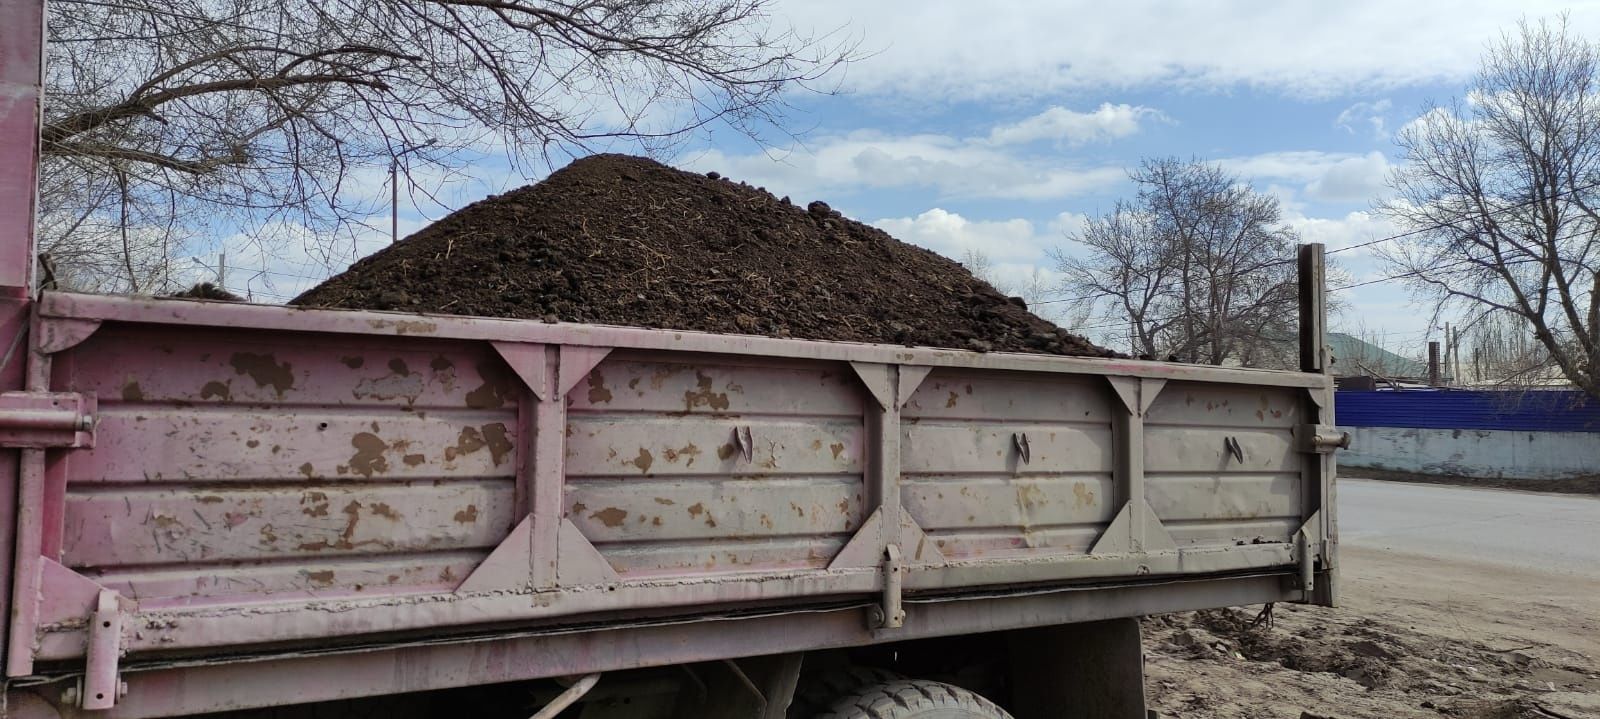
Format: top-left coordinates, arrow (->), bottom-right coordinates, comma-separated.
1336,389 -> 1600,433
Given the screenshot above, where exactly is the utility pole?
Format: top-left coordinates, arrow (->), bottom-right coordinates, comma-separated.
1427,341 -> 1441,387
217,252 -> 226,288
390,139 -> 436,244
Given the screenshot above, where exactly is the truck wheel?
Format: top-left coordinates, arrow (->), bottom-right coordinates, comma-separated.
789,666 -> 906,717
814,679 -> 1013,719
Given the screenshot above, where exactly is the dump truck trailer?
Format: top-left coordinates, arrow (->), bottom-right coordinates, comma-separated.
0,4 -> 1342,716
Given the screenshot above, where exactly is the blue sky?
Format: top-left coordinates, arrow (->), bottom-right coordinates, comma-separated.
232,0 -> 1600,359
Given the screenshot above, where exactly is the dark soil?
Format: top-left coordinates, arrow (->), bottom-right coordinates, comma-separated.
169,282 -> 243,301
293,154 -> 1114,357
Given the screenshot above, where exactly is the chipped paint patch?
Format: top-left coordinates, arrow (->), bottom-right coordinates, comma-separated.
230,352 -> 295,397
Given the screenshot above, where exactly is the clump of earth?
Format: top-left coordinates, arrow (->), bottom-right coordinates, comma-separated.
294,154 -> 1114,357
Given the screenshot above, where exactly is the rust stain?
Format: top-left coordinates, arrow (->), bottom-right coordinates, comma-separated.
717,443 -> 737,460
759,513 -> 773,529
196,495 -> 225,504
445,426 -> 487,462
1073,482 -> 1096,509
258,523 -> 278,544
587,372 -> 614,404
811,439 -> 822,450
403,453 -> 427,467
571,501 -> 587,516
683,371 -> 731,412
304,570 -> 336,586
393,320 -> 437,335
431,356 -> 453,372
200,380 -> 231,401
687,502 -> 705,517
298,500 -> 368,552
229,351 -> 295,397
791,502 -> 805,517
225,512 -> 250,529
347,432 -> 390,477
454,504 -> 480,523
246,439 -> 260,448
389,358 -> 410,375
465,359 -> 515,409
591,507 -> 627,527
830,442 -> 845,459
631,447 -> 654,473
298,462 -> 317,479
654,497 -> 676,505
300,491 -> 330,517
965,384 -> 973,395
371,502 -> 402,520
341,356 -> 365,369
481,423 -> 514,466
838,499 -> 850,515
121,381 -> 144,402
439,566 -> 456,583
663,443 -> 702,466
652,516 -> 662,526
946,391 -> 959,408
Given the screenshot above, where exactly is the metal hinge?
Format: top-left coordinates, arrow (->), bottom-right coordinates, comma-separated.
61,589 -> 126,710
1295,424 -> 1349,454
868,544 -> 905,630
0,391 -> 96,448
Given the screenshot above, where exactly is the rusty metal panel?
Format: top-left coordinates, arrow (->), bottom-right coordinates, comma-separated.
48,325 -> 520,606
1144,382 -> 1308,547
901,371 -> 1116,560
563,358 -> 867,576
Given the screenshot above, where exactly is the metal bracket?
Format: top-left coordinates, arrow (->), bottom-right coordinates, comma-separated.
70,589 -> 126,710
1011,432 -> 1031,465
1295,424 -> 1350,454
0,391 -> 95,448
868,544 -> 905,629
732,426 -> 754,463
1223,436 -> 1244,464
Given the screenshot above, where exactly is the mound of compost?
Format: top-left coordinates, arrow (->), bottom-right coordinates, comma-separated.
293,154 -> 1114,357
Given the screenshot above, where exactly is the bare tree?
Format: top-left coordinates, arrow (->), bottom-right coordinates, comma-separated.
1383,17 -> 1600,398
40,0 -> 857,293
1053,157 -> 1301,365
959,249 -> 1007,293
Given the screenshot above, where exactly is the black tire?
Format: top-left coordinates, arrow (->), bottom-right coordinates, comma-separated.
813,679 -> 1014,719
789,667 -> 907,718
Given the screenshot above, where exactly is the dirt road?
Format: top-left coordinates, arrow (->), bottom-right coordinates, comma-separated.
1146,480 -> 1600,719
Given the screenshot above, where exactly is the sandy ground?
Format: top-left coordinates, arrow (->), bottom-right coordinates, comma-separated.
1144,545 -> 1600,718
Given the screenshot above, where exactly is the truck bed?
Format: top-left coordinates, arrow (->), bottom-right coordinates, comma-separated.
2,291 -> 1336,716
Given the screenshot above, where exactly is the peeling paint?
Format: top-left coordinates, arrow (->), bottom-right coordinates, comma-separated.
200,381 -> 231,401
230,352 -> 295,397
590,507 -> 627,527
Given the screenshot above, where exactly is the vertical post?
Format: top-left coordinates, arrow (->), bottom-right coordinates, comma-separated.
0,0 -> 48,679
0,0 -> 43,296
1297,243 -> 1328,374
1297,242 -> 1337,606
1427,341 -> 1441,387
217,252 -> 226,288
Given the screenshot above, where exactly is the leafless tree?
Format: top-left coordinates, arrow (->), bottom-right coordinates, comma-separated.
1383,17 -> 1600,398
1052,157 -> 1301,365
39,0 -> 857,293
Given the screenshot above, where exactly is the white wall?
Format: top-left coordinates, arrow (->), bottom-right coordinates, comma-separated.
1337,426 -> 1600,480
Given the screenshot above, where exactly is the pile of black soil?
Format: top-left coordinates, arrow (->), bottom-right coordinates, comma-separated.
293,154 -> 1115,357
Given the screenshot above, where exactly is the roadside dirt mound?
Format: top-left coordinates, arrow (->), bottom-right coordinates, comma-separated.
292,154 -> 1115,357
1145,605 -> 1599,719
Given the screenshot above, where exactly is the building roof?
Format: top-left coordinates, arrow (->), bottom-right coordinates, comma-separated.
1328,332 -> 1428,378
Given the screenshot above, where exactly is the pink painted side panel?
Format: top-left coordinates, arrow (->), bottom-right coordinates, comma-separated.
53,324 -> 520,604
564,357 -> 867,576
901,370 -> 1117,560
1145,381 -> 1307,548
3,292 -> 1329,700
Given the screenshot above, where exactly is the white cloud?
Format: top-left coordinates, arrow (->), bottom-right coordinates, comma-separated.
873,208 -> 1046,264
1285,209 -> 1401,255
1221,151 -> 1394,204
1335,99 -> 1394,140
987,104 -> 1166,146
683,131 -> 1128,203
777,0 -> 1600,100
